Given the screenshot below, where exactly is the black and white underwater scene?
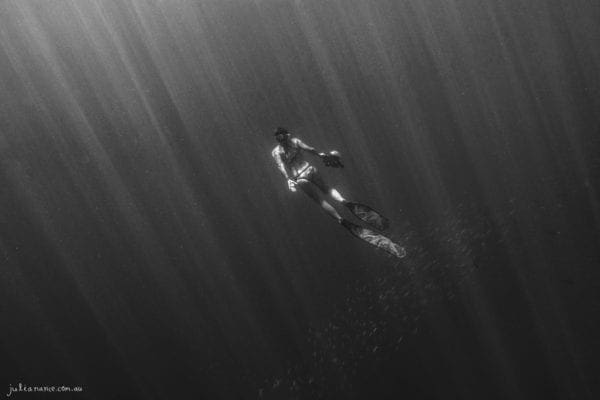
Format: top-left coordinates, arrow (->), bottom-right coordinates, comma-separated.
1,0 -> 599,399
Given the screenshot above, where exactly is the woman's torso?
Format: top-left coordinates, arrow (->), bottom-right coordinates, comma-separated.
280,138 -> 310,178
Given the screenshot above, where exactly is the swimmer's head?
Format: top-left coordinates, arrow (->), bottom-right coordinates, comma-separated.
274,127 -> 290,143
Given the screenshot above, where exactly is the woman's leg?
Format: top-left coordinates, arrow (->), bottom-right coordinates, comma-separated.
310,171 -> 389,231
297,177 -> 403,258
309,172 -> 348,204
297,179 -> 343,222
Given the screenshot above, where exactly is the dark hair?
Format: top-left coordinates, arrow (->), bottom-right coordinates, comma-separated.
274,127 -> 289,136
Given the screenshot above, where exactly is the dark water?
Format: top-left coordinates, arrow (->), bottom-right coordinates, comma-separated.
1,1 -> 599,399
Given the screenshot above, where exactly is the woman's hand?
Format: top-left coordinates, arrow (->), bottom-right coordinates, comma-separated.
320,151 -> 344,168
287,179 -> 297,192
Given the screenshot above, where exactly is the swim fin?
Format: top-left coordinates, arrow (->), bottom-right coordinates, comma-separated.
341,220 -> 406,258
344,202 -> 390,231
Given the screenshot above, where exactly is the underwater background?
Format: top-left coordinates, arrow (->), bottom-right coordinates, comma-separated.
1,0 -> 599,398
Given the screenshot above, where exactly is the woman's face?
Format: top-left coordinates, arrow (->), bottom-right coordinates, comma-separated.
276,132 -> 290,144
